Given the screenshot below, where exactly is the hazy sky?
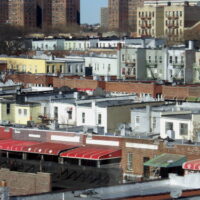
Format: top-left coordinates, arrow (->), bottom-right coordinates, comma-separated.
81,0 -> 108,24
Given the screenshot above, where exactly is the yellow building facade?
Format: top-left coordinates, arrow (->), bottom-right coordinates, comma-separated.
0,101 -> 15,123
137,5 -> 200,41
0,57 -> 65,74
137,6 -> 164,38
164,6 -> 200,41
14,104 -> 42,125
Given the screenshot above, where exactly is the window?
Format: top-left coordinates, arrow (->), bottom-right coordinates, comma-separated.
175,56 -> 178,63
47,65 -> 50,73
67,108 -> 72,120
165,122 -> 173,132
44,107 -> 47,116
127,152 -> 133,171
82,112 -> 85,123
18,109 -> 22,115
108,64 -> 111,72
24,109 -> 27,116
6,104 -> 10,114
152,117 -> 156,129
180,123 -> 188,135
68,65 -> 71,73
135,116 -> 140,124
52,65 -> 55,73
54,107 -> 58,120
159,56 -> 162,63
98,113 -> 102,125
169,56 -> 173,63
60,65 -> 63,73
122,54 -> 125,61
148,56 -> 151,63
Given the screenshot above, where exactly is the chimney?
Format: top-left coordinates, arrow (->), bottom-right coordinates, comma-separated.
188,40 -> 194,50
117,43 -> 122,50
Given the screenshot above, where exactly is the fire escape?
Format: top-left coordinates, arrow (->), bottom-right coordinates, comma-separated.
122,49 -> 136,79
171,60 -> 184,82
139,14 -> 152,37
146,59 -> 158,80
166,15 -> 179,40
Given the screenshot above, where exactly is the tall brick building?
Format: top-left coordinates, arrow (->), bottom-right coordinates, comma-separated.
0,0 -> 8,24
108,0 -> 128,31
0,0 -> 80,29
108,0 -> 145,32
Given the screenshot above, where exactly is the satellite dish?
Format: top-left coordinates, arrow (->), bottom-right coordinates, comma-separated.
170,189 -> 182,199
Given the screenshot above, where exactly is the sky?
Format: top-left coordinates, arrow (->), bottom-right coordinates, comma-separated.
81,0 -> 108,24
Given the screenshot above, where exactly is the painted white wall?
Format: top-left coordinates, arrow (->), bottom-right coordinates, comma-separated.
97,40 -> 124,48
76,102 -> 108,132
167,49 -> 185,82
32,40 -> 57,50
160,117 -> 192,140
85,56 -> 118,76
43,102 -> 76,125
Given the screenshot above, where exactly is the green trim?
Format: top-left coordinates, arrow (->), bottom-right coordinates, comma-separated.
186,97 -> 198,102
144,153 -> 186,168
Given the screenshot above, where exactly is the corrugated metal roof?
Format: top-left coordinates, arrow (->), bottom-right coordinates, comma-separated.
0,139 -> 39,152
22,142 -> 79,155
144,153 -> 186,168
60,145 -> 121,160
183,159 -> 200,171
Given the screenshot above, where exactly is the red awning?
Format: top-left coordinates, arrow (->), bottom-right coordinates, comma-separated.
183,159 -> 200,171
22,142 -> 78,155
0,139 -> 39,152
60,146 -> 121,160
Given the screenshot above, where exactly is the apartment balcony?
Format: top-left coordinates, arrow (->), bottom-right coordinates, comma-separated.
140,16 -> 146,20
140,24 -> 147,29
125,62 -> 136,67
172,62 -> 184,68
166,24 -> 179,29
146,62 -> 158,68
146,24 -> 152,29
167,15 -> 179,20
171,16 -> 179,20
193,64 -> 200,69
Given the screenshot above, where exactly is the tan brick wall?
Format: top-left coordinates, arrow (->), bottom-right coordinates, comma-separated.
0,168 -> 51,196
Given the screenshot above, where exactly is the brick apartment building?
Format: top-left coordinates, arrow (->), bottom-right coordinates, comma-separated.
137,3 -> 200,41
108,0 -> 128,31
0,0 -> 80,28
0,0 -> 8,24
108,0 -> 148,32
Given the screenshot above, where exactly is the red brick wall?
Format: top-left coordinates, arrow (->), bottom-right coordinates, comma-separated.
0,126 -> 13,140
162,86 -> 189,99
163,85 -> 200,99
104,82 -> 162,97
6,74 -> 163,97
7,74 -> 51,87
0,168 -> 51,196
53,77 -> 100,90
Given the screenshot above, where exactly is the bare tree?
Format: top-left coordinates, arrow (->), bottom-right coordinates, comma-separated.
0,24 -> 27,55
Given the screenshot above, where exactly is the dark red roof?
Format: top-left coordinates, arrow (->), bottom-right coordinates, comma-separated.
0,139 -> 39,152
22,142 -> 78,155
60,146 -> 121,160
183,159 -> 200,171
